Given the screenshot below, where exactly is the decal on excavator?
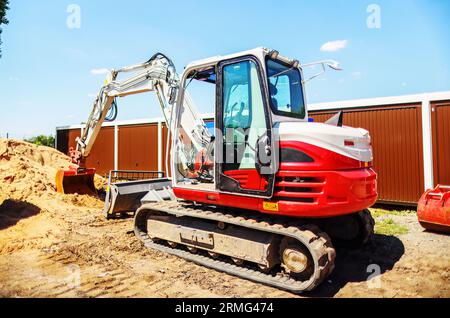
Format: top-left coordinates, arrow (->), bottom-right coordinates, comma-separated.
263,201 -> 279,212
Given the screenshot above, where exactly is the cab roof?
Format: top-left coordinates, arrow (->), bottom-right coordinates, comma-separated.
184,47 -> 298,71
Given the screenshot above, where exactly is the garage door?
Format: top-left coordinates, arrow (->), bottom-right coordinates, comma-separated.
118,124 -> 159,171
431,100 -> 450,186
84,127 -> 115,176
310,104 -> 424,204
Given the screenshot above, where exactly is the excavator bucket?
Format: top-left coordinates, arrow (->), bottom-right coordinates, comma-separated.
102,170 -> 171,219
55,166 -> 97,195
103,177 -> 173,219
417,185 -> 450,233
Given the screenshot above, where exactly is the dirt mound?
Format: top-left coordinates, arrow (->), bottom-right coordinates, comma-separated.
0,139 -> 73,202
0,139 -> 106,256
0,138 -> 105,203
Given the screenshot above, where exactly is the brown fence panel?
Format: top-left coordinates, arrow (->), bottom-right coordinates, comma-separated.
85,127 -> 114,176
310,104 -> 424,204
118,124 -> 158,171
431,100 -> 450,186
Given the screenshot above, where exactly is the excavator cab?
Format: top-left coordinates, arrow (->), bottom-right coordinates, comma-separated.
171,49 -> 297,201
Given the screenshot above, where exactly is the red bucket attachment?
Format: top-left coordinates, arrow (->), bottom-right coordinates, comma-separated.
55,166 -> 97,195
417,185 -> 450,233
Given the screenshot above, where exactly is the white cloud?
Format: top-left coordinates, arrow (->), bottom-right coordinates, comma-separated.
401,82 -> 407,87
320,40 -> 349,52
90,68 -> 109,75
352,71 -> 362,79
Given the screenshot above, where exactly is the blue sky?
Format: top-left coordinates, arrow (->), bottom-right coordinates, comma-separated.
0,0 -> 449,138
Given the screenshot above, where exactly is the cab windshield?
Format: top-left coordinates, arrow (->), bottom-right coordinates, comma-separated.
266,58 -> 305,119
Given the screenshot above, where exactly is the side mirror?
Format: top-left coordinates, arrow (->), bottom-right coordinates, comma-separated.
302,60 -> 343,83
326,61 -> 342,71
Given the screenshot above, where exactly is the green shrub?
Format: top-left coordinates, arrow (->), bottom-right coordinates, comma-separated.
24,135 -> 55,148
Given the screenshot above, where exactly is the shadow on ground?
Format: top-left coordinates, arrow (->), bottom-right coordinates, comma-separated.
305,234 -> 405,297
0,199 -> 41,230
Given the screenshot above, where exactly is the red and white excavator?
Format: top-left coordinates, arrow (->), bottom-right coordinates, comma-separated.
56,48 -> 377,293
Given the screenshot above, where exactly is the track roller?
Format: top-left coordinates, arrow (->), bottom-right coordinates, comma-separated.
168,241 -> 177,248
279,237 -> 314,280
187,246 -> 198,254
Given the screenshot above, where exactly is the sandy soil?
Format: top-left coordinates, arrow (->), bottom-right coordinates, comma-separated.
0,139 -> 449,298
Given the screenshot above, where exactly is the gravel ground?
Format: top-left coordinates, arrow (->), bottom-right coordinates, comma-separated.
0,198 -> 448,298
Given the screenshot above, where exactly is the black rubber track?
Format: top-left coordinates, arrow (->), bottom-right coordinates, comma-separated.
134,201 -> 336,293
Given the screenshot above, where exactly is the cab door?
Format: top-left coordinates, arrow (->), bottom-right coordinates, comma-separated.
216,56 -> 277,198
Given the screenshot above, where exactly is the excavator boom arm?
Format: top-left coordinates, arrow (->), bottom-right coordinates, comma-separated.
57,53 -> 211,195
74,53 -> 180,162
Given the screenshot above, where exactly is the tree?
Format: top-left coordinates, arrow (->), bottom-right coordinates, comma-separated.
0,0 -> 9,58
25,135 -> 56,148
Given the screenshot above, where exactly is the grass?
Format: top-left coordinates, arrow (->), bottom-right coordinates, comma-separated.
374,217 -> 409,235
369,207 -> 412,235
369,208 -> 416,218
